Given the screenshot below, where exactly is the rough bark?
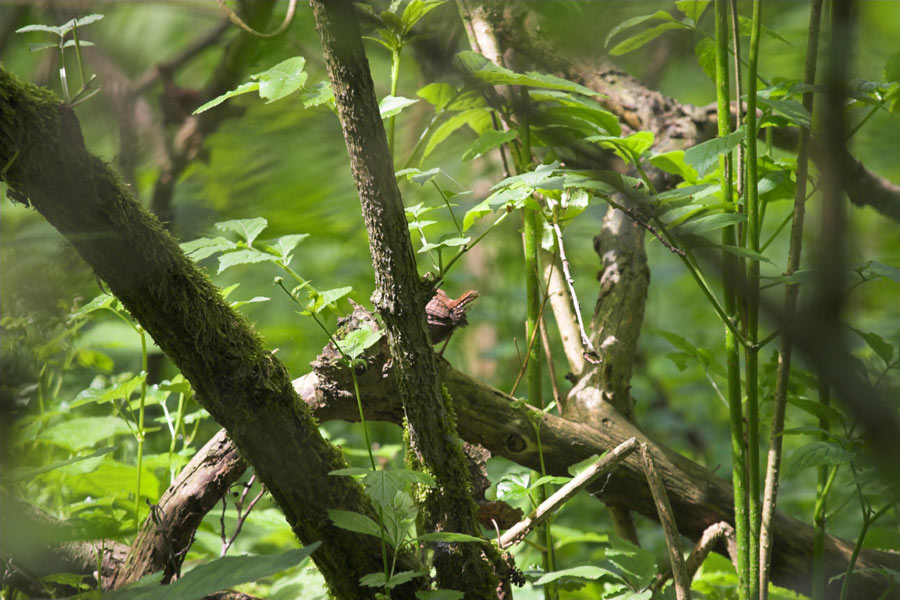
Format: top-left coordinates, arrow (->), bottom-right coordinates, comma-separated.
308,1 -> 498,596
112,429 -> 247,588
0,67 -> 420,600
299,335 -> 900,600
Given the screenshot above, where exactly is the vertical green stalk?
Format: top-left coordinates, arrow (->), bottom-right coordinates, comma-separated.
744,3 -> 763,599
135,327 -> 148,532
758,1 -> 823,596
811,383 -> 832,600
715,1 -> 749,598
388,48 -> 401,158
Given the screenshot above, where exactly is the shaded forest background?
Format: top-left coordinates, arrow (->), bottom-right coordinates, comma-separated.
2,1 -> 900,598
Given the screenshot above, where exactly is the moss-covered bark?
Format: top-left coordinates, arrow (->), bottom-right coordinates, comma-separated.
308,1 -> 498,596
0,67 -> 421,600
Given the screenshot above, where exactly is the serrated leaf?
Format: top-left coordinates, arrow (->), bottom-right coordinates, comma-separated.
885,52 -> 900,83
328,509 -> 382,538
461,129 -> 518,161
455,51 -> 596,95
4,446 -> 115,482
105,546 -> 318,600
675,212 -> 745,235
361,469 -> 435,508
586,131 -> 655,159
380,95 -> 419,119
16,24 -> 63,35
675,0 -> 711,23
43,416 -> 133,451
384,570 -> 428,589
267,233 -> 309,261
400,0 -> 446,33
695,37 -> 717,81
216,217 -> 268,245
787,396 -> 846,426
417,82 -> 457,111
300,81 -> 333,108
337,325 -> 384,360
462,186 -> 531,231
180,236 -> 237,262
758,97 -> 811,128
193,81 -> 260,114
604,11 -> 675,48
62,39 -> 94,48
28,41 -> 58,53
788,442 -> 853,473
70,373 -> 145,408
684,127 -> 745,177
648,150 -> 698,183
851,328 -> 894,365
534,566 -> 617,585
423,108 -> 491,159
396,167 -> 443,185
306,286 -> 353,315
609,22 -> 689,56
253,57 -> 307,103
217,249 -> 273,274
71,292 -> 116,318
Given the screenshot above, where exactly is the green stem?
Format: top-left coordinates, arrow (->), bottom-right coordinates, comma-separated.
388,48 -> 400,159
744,3 -> 763,600
812,384 -> 834,600
716,2 -> 749,599
135,327 -> 148,533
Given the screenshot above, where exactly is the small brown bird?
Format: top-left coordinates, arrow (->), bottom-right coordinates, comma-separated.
426,289 -> 479,351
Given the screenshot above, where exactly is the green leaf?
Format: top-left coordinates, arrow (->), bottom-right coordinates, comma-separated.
758,97 -> 811,128
884,52 -> 900,83
43,416 -> 133,451
586,131 -> 655,160
305,286 -> 353,315
461,129 -> 518,161
106,545 -> 318,600
28,41 -> 58,53
361,469 -> 435,508
609,22 -> 689,56
337,324 -> 385,360
384,570 -> 428,589
70,292 -> 116,318
648,150 -> 698,183
328,509 -> 382,538
67,14 -> 104,29
216,217 -> 268,245
300,81 -> 334,108
714,244 -> 775,265
17,24 -> 64,35
397,167 -> 443,185
193,81 -> 260,114
71,373 -> 145,408
400,0 -> 446,33
694,38 -> 717,81
423,108 -> 491,159
675,212 -> 745,235
62,39 -> 94,49
788,442 -> 853,473
851,328 -> 894,365
787,396 -> 846,426
462,186 -> 531,231
675,0 -> 711,23
180,236 -> 236,262
416,532 -> 485,543
267,233 -> 309,261
455,51 -> 596,95
418,235 -> 470,254
604,11 -> 675,48
380,95 -> 419,119
530,90 -> 619,135
417,82 -> 456,111
253,57 -> 308,103
4,446 -> 115,482
534,566 -> 617,585
684,127 -> 745,177
217,249 -> 273,274
606,535 -> 658,590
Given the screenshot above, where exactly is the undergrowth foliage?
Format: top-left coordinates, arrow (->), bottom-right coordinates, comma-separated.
3,1 -> 900,599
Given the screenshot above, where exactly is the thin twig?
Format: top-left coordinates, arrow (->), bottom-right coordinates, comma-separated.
499,438 -> 639,548
540,317 -> 563,414
605,196 -> 686,257
215,0 -> 297,38
639,443 -> 691,600
221,474 -> 266,556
